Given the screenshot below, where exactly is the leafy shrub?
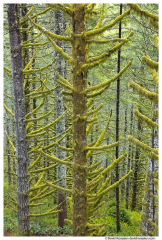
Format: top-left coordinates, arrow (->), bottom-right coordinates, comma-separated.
4,220 -> 14,232
120,209 -> 131,224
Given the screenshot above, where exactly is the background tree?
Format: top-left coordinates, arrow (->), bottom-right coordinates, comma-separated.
7,4 -> 30,236
128,33 -> 158,236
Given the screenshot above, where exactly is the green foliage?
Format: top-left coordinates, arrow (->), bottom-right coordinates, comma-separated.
30,221 -> 72,236
91,198 -> 141,236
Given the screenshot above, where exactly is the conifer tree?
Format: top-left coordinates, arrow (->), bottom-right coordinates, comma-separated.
128,34 -> 158,236
25,4 -> 134,236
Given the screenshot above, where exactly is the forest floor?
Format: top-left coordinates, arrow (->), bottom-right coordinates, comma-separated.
4,181 -> 141,237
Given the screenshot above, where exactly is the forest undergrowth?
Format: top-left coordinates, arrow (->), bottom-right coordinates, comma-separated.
4,175 -> 141,237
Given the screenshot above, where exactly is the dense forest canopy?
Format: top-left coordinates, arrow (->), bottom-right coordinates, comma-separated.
3,3 -> 158,237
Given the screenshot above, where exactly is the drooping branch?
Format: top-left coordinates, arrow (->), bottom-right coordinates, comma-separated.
83,61 -> 132,94
128,81 -> 158,103
134,109 -> 158,129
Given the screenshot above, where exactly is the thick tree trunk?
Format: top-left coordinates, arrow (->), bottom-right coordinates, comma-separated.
115,3 -> 122,232
55,10 -> 67,228
7,4 -> 30,236
71,4 -> 87,236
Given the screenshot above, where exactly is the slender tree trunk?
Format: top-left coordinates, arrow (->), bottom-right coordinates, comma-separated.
21,4 -> 30,116
131,116 -> 141,210
55,9 -> 67,228
115,3 -> 122,232
6,125 -> 11,186
121,105 -> 128,195
7,4 -> 30,236
126,104 -> 133,209
72,4 -> 87,236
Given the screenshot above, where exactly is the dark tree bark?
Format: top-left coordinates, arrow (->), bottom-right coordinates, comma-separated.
54,10 -> 67,228
115,3 -> 122,233
7,4 -> 30,236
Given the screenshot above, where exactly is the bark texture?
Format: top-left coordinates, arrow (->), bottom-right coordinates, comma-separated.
7,4 -> 30,236
71,4 -> 87,236
115,3 -> 122,232
55,10 -> 67,228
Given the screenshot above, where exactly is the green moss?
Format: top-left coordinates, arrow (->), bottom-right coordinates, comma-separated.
4,104 -> 15,117
142,56 -> 158,70
134,108 -> 158,129
86,8 -> 131,37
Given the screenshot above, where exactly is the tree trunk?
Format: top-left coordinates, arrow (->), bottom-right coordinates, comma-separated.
71,4 -> 87,236
54,9 -> 67,228
140,102 -> 158,236
126,104 -> 133,209
7,4 -> 30,236
131,116 -> 141,210
115,3 -> 122,232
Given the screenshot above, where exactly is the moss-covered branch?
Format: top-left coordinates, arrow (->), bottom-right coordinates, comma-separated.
134,108 -> 158,129
86,35 -> 132,65
128,135 -> 158,155
26,98 -> 44,118
29,210 -> 59,217
94,4 -> 104,29
28,111 -> 65,135
87,170 -> 132,201
86,103 -> 103,117
150,68 -> 158,87
4,104 -> 14,117
38,149 -> 73,167
47,36 -> 72,60
86,8 -> 131,37
46,181 -> 72,194
83,61 -> 132,94
30,189 -> 56,202
56,71 -> 74,90
85,4 -> 96,15
22,60 -> 55,75
87,161 -> 102,171
87,167 -> 104,178
87,38 -> 129,44
154,34 -> 158,50
4,66 -> 12,77
142,56 -> 158,70
87,86 -> 109,98
101,153 -> 127,176
29,163 -> 58,174
47,4 -> 73,16
86,141 -> 119,151
28,17 -> 71,41
6,134 -> 16,152
128,81 -> 158,103
25,108 -> 54,122
128,4 -> 158,29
